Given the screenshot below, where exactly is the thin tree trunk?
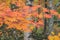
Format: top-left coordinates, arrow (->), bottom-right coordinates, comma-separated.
48,0 -> 54,34
43,0 -> 48,34
24,32 -> 32,40
24,0 -> 33,40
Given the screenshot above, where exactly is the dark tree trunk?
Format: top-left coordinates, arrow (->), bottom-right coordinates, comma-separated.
43,0 -> 48,34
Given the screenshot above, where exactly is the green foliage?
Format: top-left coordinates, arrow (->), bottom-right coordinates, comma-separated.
57,8 -> 60,13
30,27 -> 48,40
0,29 -> 24,40
54,0 -> 59,5
0,24 -> 24,40
54,16 -> 57,20
10,4 -> 19,11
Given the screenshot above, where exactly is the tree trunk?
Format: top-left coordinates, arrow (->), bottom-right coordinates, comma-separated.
48,0 -> 54,34
43,0 -> 48,34
24,32 -> 32,40
24,0 -> 33,40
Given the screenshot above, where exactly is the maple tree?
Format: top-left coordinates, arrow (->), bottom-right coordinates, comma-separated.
0,0 -> 60,33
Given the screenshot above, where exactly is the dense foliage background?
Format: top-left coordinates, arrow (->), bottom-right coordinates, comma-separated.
0,0 -> 60,40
